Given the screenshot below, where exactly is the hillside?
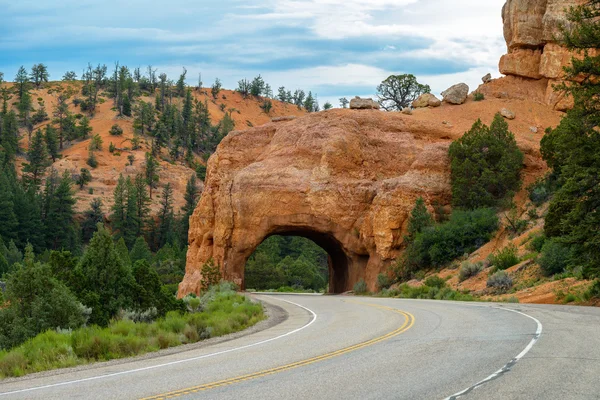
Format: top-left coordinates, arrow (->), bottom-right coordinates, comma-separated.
2,81 -> 306,214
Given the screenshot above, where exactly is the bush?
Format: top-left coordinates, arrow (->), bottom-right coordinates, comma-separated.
0,283 -> 263,378
449,114 -> 524,210
403,208 -> 499,276
539,239 -> 571,276
382,283 -> 474,302
110,124 -> 123,136
459,262 -> 484,282
528,234 -> 546,253
424,275 -> 446,289
473,92 -> 485,101
489,244 -> 520,271
487,271 -> 513,292
585,280 -> 600,300
528,177 -> 553,206
353,279 -> 367,294
87,151 -> 98,168
376,273 -> 391,291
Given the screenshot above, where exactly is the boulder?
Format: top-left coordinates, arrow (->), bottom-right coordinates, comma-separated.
412,93 -> 442,108
501,108 -> 516,120
181,110 -> 452,296
482,73 -> 492,84
350,96 -> 380,110
442,83 -> 469,105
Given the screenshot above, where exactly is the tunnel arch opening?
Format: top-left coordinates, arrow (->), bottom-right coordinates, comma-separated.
242,228 -> 351,294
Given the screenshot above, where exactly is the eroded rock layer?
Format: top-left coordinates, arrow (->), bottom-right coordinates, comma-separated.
499,0 -> 584,110
180,110 -> 453,295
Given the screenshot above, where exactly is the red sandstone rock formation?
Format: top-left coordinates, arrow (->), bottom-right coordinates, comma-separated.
497,0 -> 587,110
180,110 -> 453,295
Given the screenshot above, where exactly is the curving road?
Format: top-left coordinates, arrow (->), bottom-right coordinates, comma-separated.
1,295 -> 599,399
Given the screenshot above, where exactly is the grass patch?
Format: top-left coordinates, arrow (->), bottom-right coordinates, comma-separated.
378,282 -> 475,302
0,283 -> 264,379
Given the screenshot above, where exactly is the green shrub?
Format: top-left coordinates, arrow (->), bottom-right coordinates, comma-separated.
449,114 -> 524,210
489,244 -> 520,271
424,275 -> 446,289
473,92 -> 485,101
539,239 -> 571,276
87,151 -> 98,168
528,234 -> 546,253
0,283 -> 263,378
459,262 -> 484,282
487,271 -> 513,292
403,208 -> 498,275
109,124 -> 123,136
585,280 -> 600,300
353,279 -> 367,294
528,177 -> 553,206
376,273 -> 391,291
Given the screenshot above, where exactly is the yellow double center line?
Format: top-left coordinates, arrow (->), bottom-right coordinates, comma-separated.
141,302 -> 415,400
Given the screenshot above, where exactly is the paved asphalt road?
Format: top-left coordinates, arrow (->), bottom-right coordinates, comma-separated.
1,295 -> 599,399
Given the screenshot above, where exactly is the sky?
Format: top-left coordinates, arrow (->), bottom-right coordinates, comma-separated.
0,0 -> 507,107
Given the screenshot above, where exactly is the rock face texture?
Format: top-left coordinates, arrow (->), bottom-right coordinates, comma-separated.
499,0 -> 584,109
180,110 -> 452,296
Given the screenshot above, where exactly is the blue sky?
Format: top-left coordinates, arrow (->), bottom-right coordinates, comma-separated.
0,0 -> 506,107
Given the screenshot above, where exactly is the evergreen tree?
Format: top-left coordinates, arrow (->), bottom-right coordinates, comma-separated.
1,111 -> 19,161
130,236 -> 152,264
122,94 -> 132,117
0,169 -> 18,243
13,182 -> 44,251
176,67 -> 187,97
74,224 -> 136,326
539,0 -> 600,278
0,245 -> 87,349
111,174 -> 127,238
77,116 -> 93,139
144,152 -> 159,199
53,93 -> 71,149
81,198 -> 103,243
24,129 -> 49,186
449,114 -> 524,210
157,183 -> 174,248
14,66 -> 29,98
44,125 -> 59,162
134,173 -> 150,234
44,171 -> 77,251
123,177 -> 139,248
304,91 -> 315,112
30,64 -> 49,89
115,237 -> 132,267
406,197 -> 434,242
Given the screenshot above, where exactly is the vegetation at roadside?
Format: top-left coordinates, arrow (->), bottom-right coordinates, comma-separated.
538,0 -> 600,284
0,282 -> 263,378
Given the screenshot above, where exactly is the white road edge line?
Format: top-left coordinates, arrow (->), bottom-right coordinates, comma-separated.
0,296 -> 318,397
444,307 -> 543,400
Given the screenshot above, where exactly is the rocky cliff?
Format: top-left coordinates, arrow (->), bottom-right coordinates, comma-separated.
498,0 -> 583,110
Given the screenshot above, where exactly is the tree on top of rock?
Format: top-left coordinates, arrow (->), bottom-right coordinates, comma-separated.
376,74 -> 430,111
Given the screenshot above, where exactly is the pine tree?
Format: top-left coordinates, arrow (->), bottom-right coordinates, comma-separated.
14,66 -> 29,99
53,93 -> 71,149
540,1 -> 600,279
78,116 -> 93,139
0,169 -> 18,243
81,198 -> 103,243
406,197 -> 434,242
134,173 -> 150,234
122,94 -> 132,117
30,64 -> 49,89
24,129 -> 49,186
44,125 -> 59,162
44,171 -> 77,251
115,237 -> 132,267
74,224 -> 136,326
111,174 -> 127,238
157,183 -> 174,248
1,111 -> 19,161
176,67 -> 187,97
13,180 -> 44,251
144,152 -> 159,199
123,177 -> 139,248
130,236 -> 152,264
